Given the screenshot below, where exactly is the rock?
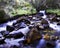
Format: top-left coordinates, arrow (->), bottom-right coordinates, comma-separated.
14,22 -> 27,29
41,19 -> 49,28
12,32 -> 24,39
25,27 -> 42,44
0,39 -> 5,44
9,45 -> 19,48
57,22 -> 60,25
6,25 -> 15,32
0,31 -> 9,37
17,18 -> 30,25
0,10 -> 10,23
51,17 -> 59,22
0,33 -> 5,44
36,25 -> 44,30
41,19 -> 48,24
43,33 -> 50,40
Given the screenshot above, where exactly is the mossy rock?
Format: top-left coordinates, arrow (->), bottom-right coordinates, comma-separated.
41,19 -> 48,24
0,10 -> 10,23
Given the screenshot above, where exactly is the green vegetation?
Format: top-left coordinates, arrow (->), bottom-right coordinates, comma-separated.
47,9 -> 60,15
10,1 -> 36,16
0,0 -> 60,16
10,7 -> 36,16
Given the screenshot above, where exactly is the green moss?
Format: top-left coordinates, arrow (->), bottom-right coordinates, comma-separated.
46,9 -> 60,15
10,7 -> 36,16
9,1 -> 36,16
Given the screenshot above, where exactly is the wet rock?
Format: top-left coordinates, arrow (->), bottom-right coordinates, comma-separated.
13,19 -> 30,29
36,25 -> 44,30
0,33 -> 5,44
9,45 -> 19,48
41,19 -> 49,28
5,34 -> 13,38
0,39 -> 5,44
0,31 -> 9,37
16,22 -> 27,29
41,19 -> 48,24
6,25 -> 15,32
57,22 -> 60,25
17,18 -> 30,24
6,32 -> 24,39
51,17 -> 59,22
25,27 -> 41,44
12,32 -> 24,39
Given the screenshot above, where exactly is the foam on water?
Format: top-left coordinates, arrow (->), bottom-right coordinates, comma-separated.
5,37 -> 25,46
0,20 -> 17,32
49,23 -> 60,32
45,18 -> 60,32
9,26 -> 30,35
6,20 -> 17,26
0,26 -> 6,32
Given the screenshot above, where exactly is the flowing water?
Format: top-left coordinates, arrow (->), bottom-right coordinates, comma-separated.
0,20 -> 17,32
0,15 -> 60,46
44,18 -> 60,32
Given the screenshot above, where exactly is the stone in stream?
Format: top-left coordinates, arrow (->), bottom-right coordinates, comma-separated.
14,22 -> 27,29
16,18 -> 30,25
7,32 -> 24,39
6,26 -> 30,39
41,19 -> 49,29
9,45 -> 19,48
6,25 -> 15,32
0,31 -> 9,37
51,17 -> 59,22
0,33 -> 5,44
25,27 -> 42,44
57,22 -> 60,25
36,25 -> 44,30
41,19 -> 48,24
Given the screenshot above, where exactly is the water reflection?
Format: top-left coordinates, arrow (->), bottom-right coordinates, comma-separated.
36,38 -> 46,48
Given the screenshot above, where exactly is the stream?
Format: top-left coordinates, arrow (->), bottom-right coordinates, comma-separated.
0,14 -> 60,47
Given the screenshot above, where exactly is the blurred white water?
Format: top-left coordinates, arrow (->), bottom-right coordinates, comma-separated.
9,26 -> 30,35
49,23 -> 60,32
0,20 -> 17,32
5,37 -> 25,46
0,26 -> 6,32
44,17 -> 60,32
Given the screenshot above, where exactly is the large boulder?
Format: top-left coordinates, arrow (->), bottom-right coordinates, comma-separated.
0,33 -> 5,44
25,27 -> 42,44
41,19 -> 49,28
41,19 -> 48,24
0,10 -> 10,23
51,17 -> 59,22
6,25 -> 15,32
6,32 -> 24,39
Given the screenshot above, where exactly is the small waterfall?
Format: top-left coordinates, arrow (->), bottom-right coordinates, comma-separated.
9,26 -> 30,35
44,18 -> 60,32
0,20 -> 17,32
6,20 -> 17,26
5,37 -> 25,46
